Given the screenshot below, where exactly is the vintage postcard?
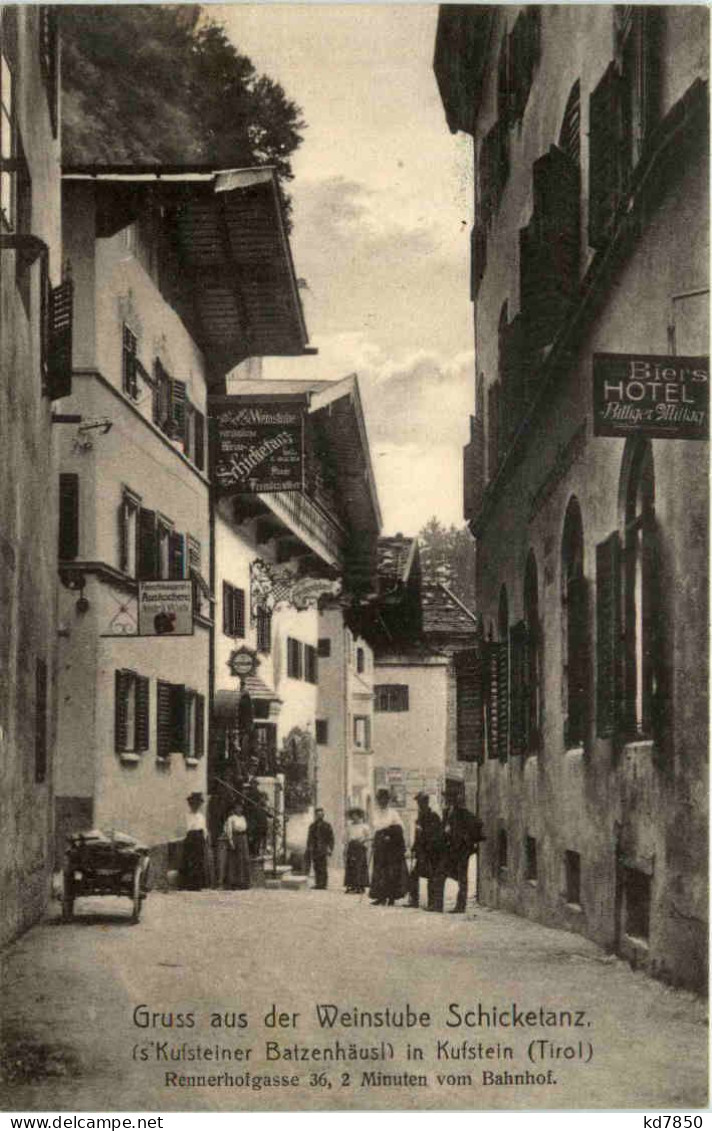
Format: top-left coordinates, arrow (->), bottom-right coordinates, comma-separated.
0,2 -> 708,1116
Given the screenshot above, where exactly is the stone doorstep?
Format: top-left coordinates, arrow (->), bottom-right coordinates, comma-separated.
280,874 -> 309,890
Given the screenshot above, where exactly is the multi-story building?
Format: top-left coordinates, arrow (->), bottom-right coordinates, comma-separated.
54,166 -> 311,879
368,536 -> 480,840
435,5 -> 708,988
1,6 -> 67,943
315,606 -> 375,859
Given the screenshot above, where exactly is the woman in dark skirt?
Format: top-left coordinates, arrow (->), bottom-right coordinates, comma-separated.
344,807 -> 370,893
179,791 -> 210,890
224,802 -> 252,890
369,789 -> 408,906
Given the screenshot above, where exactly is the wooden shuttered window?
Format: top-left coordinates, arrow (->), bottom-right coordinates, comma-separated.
138,508 -> 157,580
58,473 -> 79,560
520,145 -> 580,351
156,680 -> 173,759
455,649 -> 485,763
596,532 -> 622,738
470,221 -> 487,301
35,658 -> 48,783
509,621 -> 530,757
304,644 -> 318,685
287,637 -> 303,680
223,582 -> 245,638
565,575 -> 590,747
115,669 -> 131,752
195,693 -> 205,758
171,379 -> 187,440
115,670 -> 149,753
256,608 -> 272,654
123,326 -> 138,399
485,642 -> 509,761
589,63 -> 623,250
168,531 -> 185,580
194,410 -> 205,471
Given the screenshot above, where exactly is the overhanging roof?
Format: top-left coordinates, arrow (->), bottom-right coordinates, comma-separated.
62,165 -> 311,384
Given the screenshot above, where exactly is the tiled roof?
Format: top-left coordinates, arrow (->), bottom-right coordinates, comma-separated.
421,583 -> 479,638
377,535 -> 417,586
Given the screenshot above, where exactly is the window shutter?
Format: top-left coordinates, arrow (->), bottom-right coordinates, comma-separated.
58,473 -> 79,560
47,278 -> 73,400
485,643 -> 500,759
223,581 -> 232,635
596,532 -> 622,738
118,498 -> 130,574
115,669 -> 130,753
170,684 -> 187,754
156,680 -> 172,758
194,411 -> 205,471
588,62 -> 622,250
135,675 -> 150,752
195,693 -> 205,758
566,574 -> 590,747
35,658 -> 48,783
137,508 -> 157,580
233,588 -> 245,638
171,380 -> 187,439
497,640 -> 509,761
455,648 -> 485,763
509,621 -> 529,756
169,531 -> 185,580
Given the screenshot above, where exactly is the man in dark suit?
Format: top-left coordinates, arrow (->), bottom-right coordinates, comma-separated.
408,793 -> 447,911
306,808 -> 335,890
443,799 -> 485,913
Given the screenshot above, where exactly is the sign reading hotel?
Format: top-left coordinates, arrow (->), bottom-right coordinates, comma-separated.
593,353 -> 709,440
210,398 -> 304,495
138,580 -> 194,637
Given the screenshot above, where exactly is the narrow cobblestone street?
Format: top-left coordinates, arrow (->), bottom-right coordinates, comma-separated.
1,880 -> 706,1112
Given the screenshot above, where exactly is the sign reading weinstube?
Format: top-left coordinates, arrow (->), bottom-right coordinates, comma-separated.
210,397 -> 304,495
138,580 -> 194,637
593,353 -> 709,440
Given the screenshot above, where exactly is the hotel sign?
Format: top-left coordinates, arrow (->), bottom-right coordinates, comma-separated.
593,353 -> 709,440
210,398 -> 304,495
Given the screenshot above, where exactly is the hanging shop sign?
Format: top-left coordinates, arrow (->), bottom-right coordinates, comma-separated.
210,397 -> 304,495
593,353 -> 709,440
228,645 -> 259,681
138,580 -> 194,637
250,559 -> 341,615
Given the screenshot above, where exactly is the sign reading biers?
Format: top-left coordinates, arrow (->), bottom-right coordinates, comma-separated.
593,353 -> 709,440
210,397 -> 304,495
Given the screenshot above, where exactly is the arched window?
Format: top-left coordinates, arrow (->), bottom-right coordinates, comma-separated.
622,438 -> 656,737
561,498 -> 589,748
524,551 -> 542,750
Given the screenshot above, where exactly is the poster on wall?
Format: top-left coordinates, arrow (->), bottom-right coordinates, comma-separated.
593,352 -> 709,439
137,580 -> 194,636
209,396 -> 304,494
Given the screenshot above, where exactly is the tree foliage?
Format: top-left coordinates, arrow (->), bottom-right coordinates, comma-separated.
60,6 -> 305,221
417,517 -> 477,609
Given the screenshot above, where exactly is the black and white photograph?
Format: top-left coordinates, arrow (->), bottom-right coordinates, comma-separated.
0,2 -> 709,1117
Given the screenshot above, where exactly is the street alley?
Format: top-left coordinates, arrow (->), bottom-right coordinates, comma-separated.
1,883 -> 706,1112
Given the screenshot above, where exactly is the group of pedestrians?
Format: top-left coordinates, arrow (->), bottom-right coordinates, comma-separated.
178,786 -> 270,892
305,788 -> 484,912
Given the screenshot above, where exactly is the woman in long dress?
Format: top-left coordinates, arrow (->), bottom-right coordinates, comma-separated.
224,802 -> 252,890
179,791 -> 209,890
369,788 -> 408,905
344,807 -> 370,893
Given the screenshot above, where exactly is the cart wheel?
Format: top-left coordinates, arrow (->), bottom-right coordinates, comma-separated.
131,864 -> 142,923
62,870 -> 74,922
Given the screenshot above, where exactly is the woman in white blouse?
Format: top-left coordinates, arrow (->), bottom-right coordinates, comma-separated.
224,801 -> 252,890
344,807 -> 370,893
179,791 -> 209,890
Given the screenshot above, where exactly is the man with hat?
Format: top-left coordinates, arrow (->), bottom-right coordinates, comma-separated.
408,792 -> 447,912
305,807 -> 335,890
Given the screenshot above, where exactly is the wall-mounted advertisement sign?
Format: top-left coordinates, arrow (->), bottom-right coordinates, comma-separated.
593,353 -> 709,440
138,580 -> 194,637
210,398 -> 304,495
